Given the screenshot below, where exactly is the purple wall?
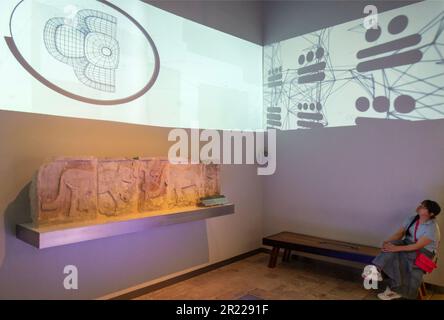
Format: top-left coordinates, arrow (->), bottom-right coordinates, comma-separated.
263,119 -> 444,285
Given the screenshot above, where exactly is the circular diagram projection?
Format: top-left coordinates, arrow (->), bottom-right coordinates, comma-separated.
5,0 -> 160,105
44,9 -> 120,93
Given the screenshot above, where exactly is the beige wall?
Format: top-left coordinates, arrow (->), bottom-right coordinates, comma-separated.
0,110 -> 263,299
0,0 -> 266,299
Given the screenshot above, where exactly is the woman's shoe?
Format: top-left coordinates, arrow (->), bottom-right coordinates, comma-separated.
377,286 -> 402,300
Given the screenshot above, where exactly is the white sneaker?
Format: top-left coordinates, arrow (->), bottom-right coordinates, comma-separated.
377,286 -> 402,300
362,265 -> 383,281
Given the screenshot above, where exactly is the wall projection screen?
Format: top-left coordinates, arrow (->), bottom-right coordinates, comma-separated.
0,0 -> 263,130
264,0 -> 444,130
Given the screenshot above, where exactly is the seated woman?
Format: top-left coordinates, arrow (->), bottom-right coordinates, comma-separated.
367,200 -> 441,300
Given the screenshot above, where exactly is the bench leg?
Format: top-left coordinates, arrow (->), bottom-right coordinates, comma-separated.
282,249 -> 291,262
268,247 -> 280,268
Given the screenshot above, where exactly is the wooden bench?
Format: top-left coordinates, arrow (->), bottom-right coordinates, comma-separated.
263,231 -> 380,267
262,231 -> 428,299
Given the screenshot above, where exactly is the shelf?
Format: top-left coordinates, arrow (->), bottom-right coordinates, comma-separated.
16,204 -> 234,249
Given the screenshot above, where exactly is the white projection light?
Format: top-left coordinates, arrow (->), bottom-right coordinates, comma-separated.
0,0 -> 262,130
264,1 -> 444,130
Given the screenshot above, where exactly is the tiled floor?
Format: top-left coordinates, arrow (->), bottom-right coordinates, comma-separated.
135,253 -> 444,300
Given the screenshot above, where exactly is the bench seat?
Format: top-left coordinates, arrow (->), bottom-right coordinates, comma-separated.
262,231 -> 380,267
262,231 -> 429,299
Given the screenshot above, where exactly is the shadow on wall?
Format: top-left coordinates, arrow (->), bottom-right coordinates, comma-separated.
0,181 -> 211,299
4,183 -> 32,234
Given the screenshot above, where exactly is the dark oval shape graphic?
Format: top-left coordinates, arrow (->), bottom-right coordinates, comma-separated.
5,0 -> 160,105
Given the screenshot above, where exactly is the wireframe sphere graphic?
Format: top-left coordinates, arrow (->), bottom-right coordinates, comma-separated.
6,0 -> 160,105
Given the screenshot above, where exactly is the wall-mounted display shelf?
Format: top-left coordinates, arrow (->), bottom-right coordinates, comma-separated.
16,204 -> 234,249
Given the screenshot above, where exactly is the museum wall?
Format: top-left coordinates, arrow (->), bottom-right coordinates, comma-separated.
0,1 -> 265,299
261,0 -> 444,286
0,110 -> 263,299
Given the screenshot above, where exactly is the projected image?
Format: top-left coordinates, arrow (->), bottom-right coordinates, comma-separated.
264,1 -> 444,130
5,0 -> 159,105
43,9 -> 120,92
0,0 -> 262,130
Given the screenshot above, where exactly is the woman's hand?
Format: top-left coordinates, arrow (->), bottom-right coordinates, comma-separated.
381,236 -> 433,252
382,242 -> 402,252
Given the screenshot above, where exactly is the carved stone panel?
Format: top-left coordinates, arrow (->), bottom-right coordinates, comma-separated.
98,159 -> 139,216
167,163 -> 206,207
202,164 -> 221,197
138,158 -> 171,211
30,157 -> 222,227
31,157 -> 97,226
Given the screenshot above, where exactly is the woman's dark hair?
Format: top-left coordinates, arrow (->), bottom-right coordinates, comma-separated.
422,200 -> 441,218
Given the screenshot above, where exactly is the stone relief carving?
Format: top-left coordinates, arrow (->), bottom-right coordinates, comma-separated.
203,164 -> 220,197
168,163 -> 205,207
30,157 -> 221,226
98,159 -> 139,216
30,157 -> 98,226
138,158 -> 170,211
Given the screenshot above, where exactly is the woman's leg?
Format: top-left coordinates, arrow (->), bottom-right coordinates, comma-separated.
400,255 -> 426,299
371,240 -> 406,289
383,249 -> 421,298
372,252 -> 400,282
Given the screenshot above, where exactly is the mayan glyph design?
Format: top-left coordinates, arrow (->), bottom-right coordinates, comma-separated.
263,1 -> 444,130
43,9 -> 119,92
30,158 -> 221,226
353,14 -> 422,117
264,30 -> 334,130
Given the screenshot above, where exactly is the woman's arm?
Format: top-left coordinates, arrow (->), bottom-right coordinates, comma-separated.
382,236 -> 432,252
383,226 -> 405,244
